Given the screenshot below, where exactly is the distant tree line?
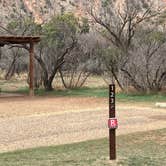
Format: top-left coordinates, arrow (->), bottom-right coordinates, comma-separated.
0,0 -> 165,93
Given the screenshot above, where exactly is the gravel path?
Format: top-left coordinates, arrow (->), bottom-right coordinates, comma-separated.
0,97 -> 165,153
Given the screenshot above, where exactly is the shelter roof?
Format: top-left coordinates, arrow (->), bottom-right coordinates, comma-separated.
0,36 -> 40,46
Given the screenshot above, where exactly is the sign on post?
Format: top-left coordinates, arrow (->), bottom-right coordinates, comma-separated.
108,118 -> 118,129
108,84 -> 117,160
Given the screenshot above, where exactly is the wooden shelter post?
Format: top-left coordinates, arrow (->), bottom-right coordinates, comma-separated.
29,42 -> 34,96
0,36 -> 40,96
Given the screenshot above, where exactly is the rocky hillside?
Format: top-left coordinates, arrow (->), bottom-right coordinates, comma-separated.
0,0 -> 91,24
0,0 -> 166,25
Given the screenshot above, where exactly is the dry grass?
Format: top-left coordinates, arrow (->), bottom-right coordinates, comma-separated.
0,72 -> 108,91
0,71 -> 28,91
52,75 -> 107,89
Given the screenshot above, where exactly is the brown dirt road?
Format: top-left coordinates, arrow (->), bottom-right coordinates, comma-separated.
0,97 -> 165,153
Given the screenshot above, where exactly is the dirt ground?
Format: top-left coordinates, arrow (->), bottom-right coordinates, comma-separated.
0,96 -> 108,118
0,96 -> 166,153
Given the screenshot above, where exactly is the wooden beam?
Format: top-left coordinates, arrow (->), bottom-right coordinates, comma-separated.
0,36 -> 40,45
29,42 -> 34,96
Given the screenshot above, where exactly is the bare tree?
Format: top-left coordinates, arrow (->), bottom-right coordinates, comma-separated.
121,29 -> 166,92
35,39 -> 76,90
90,0 -> 164,92
58,42 -> 91,89
34,13 -> 89,91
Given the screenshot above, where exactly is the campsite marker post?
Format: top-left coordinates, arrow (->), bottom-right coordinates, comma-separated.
108,84 -> 118,160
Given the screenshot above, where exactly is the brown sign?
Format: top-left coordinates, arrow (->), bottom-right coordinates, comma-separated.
109,84 -> 117,160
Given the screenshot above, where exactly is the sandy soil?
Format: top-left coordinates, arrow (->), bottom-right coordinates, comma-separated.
0,97 -> 165,153
0,97 -> 108,118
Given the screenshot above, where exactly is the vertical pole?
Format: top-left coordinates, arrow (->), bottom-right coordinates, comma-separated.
109,84 -> 116,160
29,42 -> 34,96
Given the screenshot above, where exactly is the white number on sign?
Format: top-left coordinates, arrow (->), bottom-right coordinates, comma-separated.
110,92 -> 114,98
110,98 -> 114,104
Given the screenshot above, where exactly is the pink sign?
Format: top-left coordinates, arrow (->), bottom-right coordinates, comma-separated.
108,118 -> 118,129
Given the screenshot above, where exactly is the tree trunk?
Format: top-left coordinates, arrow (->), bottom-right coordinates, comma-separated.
5,58 -> 17,80
43,79 -> 53,91
121,68 -> 144,92
111,68 -> 124,91
59,69 -> 68,89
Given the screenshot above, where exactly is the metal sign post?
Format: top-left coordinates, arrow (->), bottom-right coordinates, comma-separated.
108,84 -> 117,160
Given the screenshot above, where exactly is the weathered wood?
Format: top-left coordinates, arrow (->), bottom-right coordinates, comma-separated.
0,36 -> 40,96
29,42 -> 34,96
0,36 -> 40,45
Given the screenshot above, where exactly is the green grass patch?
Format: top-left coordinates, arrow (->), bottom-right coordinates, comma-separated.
4,87 -> 166,103
0,128 -> 165,166
3,87 -> 108,98
116,92 -> 166,102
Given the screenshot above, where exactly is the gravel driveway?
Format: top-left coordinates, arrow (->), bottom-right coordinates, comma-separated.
0,97 -> 165,153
